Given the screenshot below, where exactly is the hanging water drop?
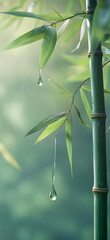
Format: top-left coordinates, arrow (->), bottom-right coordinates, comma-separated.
49,184 -> 57,201
38,69 -> 43,86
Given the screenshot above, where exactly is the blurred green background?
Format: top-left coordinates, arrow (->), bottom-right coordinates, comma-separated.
0,1 -> 110,240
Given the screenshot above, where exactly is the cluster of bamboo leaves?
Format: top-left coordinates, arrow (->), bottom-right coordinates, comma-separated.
1,0 -> 110,173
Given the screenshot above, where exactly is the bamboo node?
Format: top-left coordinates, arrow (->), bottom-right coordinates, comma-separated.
86,9 -> 94,14
91,113 -> 106,119
88,51 -> 103,57
92,187 -> 109,193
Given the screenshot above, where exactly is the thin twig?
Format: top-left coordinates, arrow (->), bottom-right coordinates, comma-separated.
51,11 -> 86,26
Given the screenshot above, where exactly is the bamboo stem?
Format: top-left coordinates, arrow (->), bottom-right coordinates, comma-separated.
86,1 -> 108,240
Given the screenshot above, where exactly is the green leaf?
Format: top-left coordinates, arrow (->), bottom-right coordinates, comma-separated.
74,105 -> 90,127
26,112 -> 66,136
0,11 -> 48,21
65,118 -> 73,176
20,0 -> 26,7
66,0 -> 75,12
27,2 -> 36,13
80,89 -> 92,122
62,19 -> 82,44
0,11 -> 73,22
39,26 -> 57,69
4,25 -> 47,50
0,142 -> 21,170
78,0 -> 85,10
35,117 -> 66,143
81,85 -> 91,92
104,89 -> 110,94
71,18 -> 87,53
52,8 -> 63,20
57,19 -> 70,40
102,46 -> 110,55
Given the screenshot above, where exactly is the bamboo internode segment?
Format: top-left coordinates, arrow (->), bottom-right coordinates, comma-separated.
91,113 -> 106,119
88,51 -> 103,57
92,187 -> 109,193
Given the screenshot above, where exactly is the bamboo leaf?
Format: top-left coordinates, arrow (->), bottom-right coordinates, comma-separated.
80,89 -> 92,122
27,1 -> 36,13
81,85 -> 91,92
52,8 -> 63,20
39,26 -> 57,69
78,0 -> 85,10
20,0 -> 26,7
57,19 -> 70,40
26,112 -> 66,136
102,46 -> 110,55
104,89 -> 110,94
66,0 -> 75,12
0,11 -> 48,21
65,118 -> 73,176
4,25 -> 47,50
35,117 -> 66,143
71,18 -> 87,53
0,12 -> 73,22
74,105 -> 90,127
62,19 -> 82,45
0,142 -> 21,170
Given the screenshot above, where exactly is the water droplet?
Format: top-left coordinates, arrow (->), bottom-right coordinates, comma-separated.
49,185 -> 57,201
38,69 -> 43,86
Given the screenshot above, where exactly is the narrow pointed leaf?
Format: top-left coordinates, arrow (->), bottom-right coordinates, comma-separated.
0,143 -> 21,170
35,117 -> 66,143
52,8 -> 63,20
39,26 -> 57,69
4,25 -> 47,50
62,19 -> 82,44
81,85 -> 91,92
66,0 -> 75,12
78,0 -> 85,10
26,112 -> 66,136
80,89 -> 92,122
71,18 -> 87,53
1,12 -> 73,22
104,89 -> 110,94
65,118 -> 73,176
27,2 -> 36,13
74,105 -> 90,127
57,19 -> 70,40
1,11 -> 48,21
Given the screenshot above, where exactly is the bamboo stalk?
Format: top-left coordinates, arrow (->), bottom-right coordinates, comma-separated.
86,0 -> 108,240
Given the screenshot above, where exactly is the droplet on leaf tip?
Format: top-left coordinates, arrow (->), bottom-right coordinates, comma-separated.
49,185 -> 57,201
38,69 -> 43,86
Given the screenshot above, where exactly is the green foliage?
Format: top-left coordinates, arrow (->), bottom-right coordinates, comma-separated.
78,0 -> 85,10
39,26 -> 57,69
65,118 -> 73,176
80,89 -> 92,122
35,117 -> 66,143
74,105 -> 90,127
26,112 -> 66,136
4,25 -> 47,49
1,11 -> 48,21
62,19 -> 82,45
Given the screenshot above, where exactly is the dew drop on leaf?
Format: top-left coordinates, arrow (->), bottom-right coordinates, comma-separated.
49,184 -> 57,201
38,69 -> 43,86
